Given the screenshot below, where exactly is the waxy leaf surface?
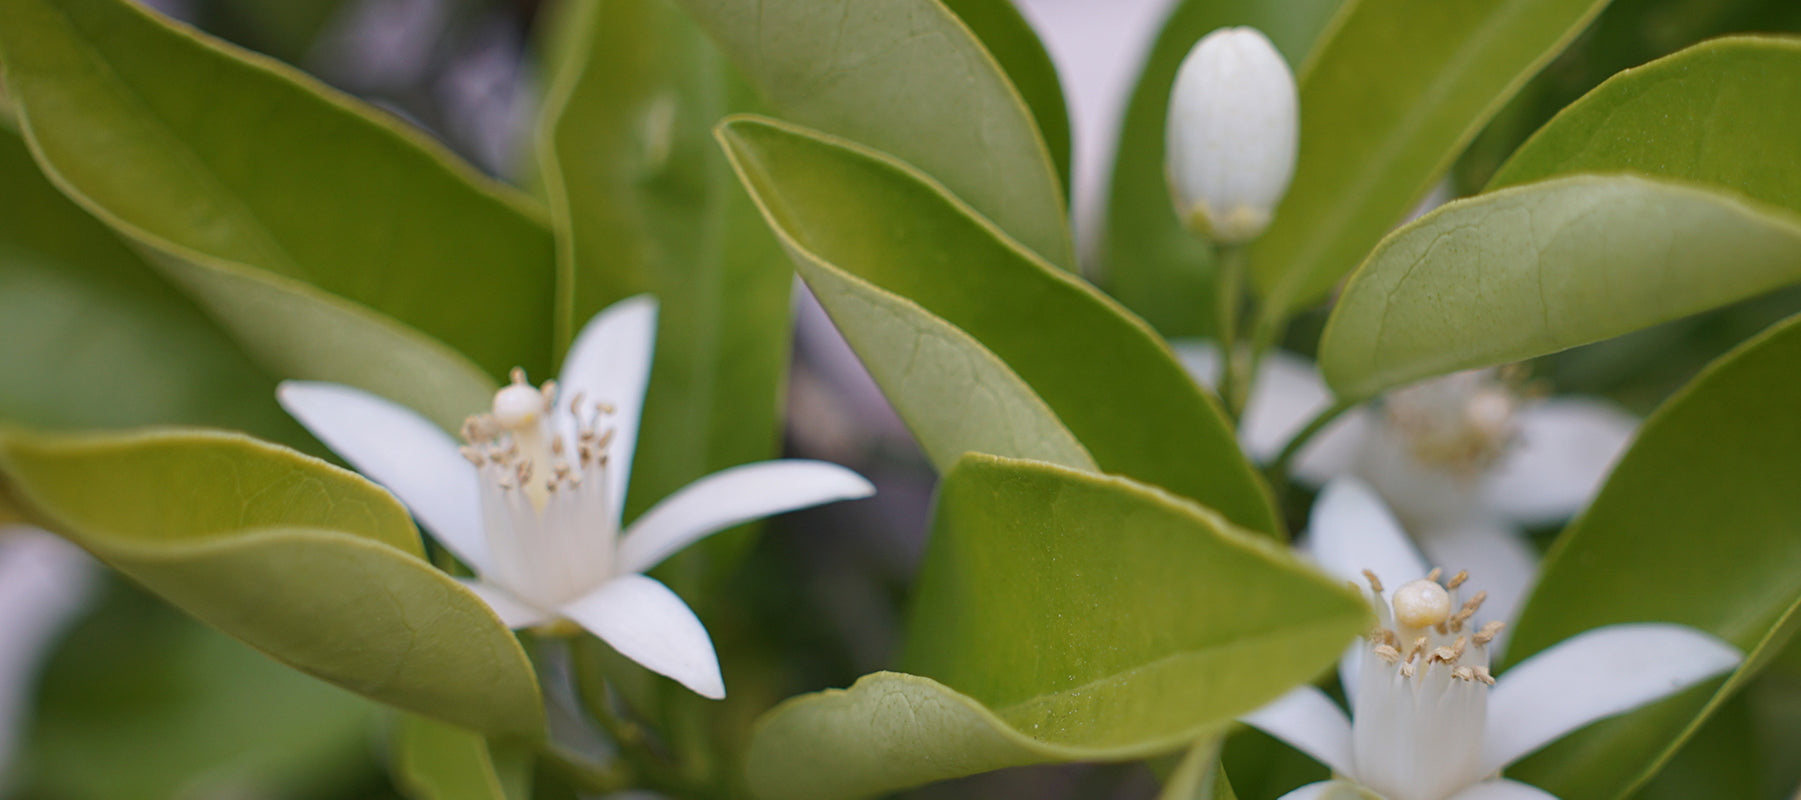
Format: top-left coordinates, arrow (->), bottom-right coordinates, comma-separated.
939,0 -> 1072,197
1102,0 -> 1343,337
1318,175 -> 1801,398
0,124 -> 302,443
1249,0 -> 1610,316
0,429 -> 543,737
719,117 -> 1277,534
1504,312 -> 1801,797
1489,36 -> 1801,215
670,0 -> 1073,267
744,455 -> 1366,798
0,0 -> 547,423
535,0 -> 791,530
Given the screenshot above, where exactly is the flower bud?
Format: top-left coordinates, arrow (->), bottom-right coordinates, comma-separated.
1164,27 -> 1298,244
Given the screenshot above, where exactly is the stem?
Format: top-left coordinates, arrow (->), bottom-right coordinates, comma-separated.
1266,397 -> 1357,500
1214,243 -> 1248,421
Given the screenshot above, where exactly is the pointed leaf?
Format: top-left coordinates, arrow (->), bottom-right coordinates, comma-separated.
719,116 -> 1278,534
939,0 -> 1072,197
1319,175 -> 1801,398
1249,0 -> 1611,316
746,455 -> 1366,798
1502,311 -> 1801,797
0,124 -> 302,443
669,0 -> 1073,267
720,123 -> 1095,473
0,428 -> 544,737
1489,36 -> 1801,216
534,0 -> 794,534
0,0 -> 552,411
1102,0 -> 1344,337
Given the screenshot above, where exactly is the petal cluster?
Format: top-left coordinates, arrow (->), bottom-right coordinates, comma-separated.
1241,481 -> 1742,800
279,297 -> 874,699
1177,345 -> 1638,633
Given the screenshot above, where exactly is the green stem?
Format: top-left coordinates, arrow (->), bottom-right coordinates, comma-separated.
1214,243 -> 1248,421
1266,397 -> 1357,501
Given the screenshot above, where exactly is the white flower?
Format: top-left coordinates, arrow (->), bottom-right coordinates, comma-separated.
1177,345 -> 1638,642
1165,26 -> 1299,244
1240,480 -> 1740,800
277,297 -> 875,699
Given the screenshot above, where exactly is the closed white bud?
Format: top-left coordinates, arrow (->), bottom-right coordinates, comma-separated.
1165,27 -> 1298,244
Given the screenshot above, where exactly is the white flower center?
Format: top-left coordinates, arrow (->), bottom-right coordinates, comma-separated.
1351,567 -> 1504,800
458,368 -> 620,609
1382,369 -> 1523,477
1354,369 -> 1528,529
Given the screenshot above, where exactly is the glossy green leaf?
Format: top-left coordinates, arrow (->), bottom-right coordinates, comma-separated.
1249,0 -> 1610,316
0,0 -> 553,413
1502,312 -> 1801,798
1318,174 -> 1801,398
0,124 -> 304,443
718,116 -> 1278,534
1101,0 -> 1344,338
20,585 -> 382,800
940,0 -> 1072,197
1489,35 -> 1801,215
0,428 -> 544,737
394,715 -> 533,800
535,0 -> 791,530
744,454 -> 1366,798
669,0 -> 1074,267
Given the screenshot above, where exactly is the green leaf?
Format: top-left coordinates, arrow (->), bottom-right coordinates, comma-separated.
0,124 -> 303,443
744,454 -> 1367,798
1502,311 -> 1801,798
1318,174 -> 1801,399
717,116 -> 1278,534
394,715 -> 533,800
20,585 -> 383,800
534,0 -> 791,532
1249,0 -> 1611,317
1101,0 -> 1344,338
668,0 -> 1074,268
0,428 -> 544,737
939,0 -> 1073,198
0,0 -> 554,416
1489,35 -> 1801,216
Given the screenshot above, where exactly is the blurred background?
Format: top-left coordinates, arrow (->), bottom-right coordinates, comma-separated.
3,0 -> 1801,797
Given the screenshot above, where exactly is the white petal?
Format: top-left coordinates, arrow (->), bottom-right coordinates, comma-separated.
457,579 -> 556,629
1306,479 -> 1429,602
1238,686 -> 1354,776
557,296 -> 658,519
1272,781 -> 1378,800
278,381 -> 488,572
560,574 -> 724,699
1481,399 -> 1637,526
617,460 -> 873,575
1291,408 -> 1373,485
1241,350 -> 1340,465
1481,623 -> 1741,774
1445,779 -> 1560,800
1414,518 -> 1539,655
1169,341 -> 1365,474
0,528 -> 98,780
